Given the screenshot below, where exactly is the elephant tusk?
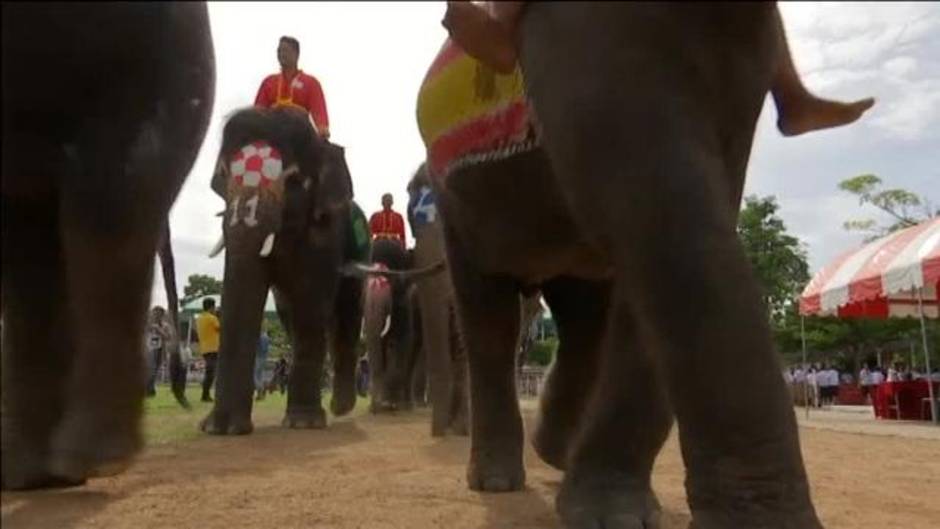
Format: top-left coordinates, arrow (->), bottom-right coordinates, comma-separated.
338,260 -> 447,281
208,234 -> 225,258
260,233 -> 276,257
381,315 -> 391,338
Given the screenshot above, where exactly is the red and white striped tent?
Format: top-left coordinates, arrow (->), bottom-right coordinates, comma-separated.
799,216 -> 939,423
800,217 -> 940,319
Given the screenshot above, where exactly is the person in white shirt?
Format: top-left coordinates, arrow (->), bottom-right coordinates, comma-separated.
871,368 -> 885,386
887,363 -> 902,383
859,366 -> 873,401
806,369 -> 819,408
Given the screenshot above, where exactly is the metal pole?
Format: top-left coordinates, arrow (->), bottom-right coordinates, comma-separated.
916,288 -> 937,424
802,315 -> 809,420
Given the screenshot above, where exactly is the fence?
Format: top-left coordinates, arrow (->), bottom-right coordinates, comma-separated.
517,365 -> 546,398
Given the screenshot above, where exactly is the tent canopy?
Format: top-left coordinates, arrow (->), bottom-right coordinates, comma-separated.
800,217 -> 940,319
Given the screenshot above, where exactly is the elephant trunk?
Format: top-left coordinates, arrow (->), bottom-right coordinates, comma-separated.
363,275 -> 393,408
214,241 -> 271,418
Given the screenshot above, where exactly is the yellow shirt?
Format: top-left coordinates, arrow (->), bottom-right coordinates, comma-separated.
196,311 -> 221,355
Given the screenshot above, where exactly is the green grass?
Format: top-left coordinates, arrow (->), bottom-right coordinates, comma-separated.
142,385 -> 371,446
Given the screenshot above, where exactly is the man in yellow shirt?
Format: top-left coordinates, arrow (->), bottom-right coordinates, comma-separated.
196,297 -> 221,402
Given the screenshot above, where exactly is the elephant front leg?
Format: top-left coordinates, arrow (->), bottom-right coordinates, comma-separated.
284,296 -> 329,429
533,277 -> 610,471
200,256 -> 268,436
329,276 -> 363,417
554,295 -> 673,529
446,240 -> 524,492
1,199 -> 82,490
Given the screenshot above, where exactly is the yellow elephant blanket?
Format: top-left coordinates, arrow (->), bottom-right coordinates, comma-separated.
416,39 -> 540,183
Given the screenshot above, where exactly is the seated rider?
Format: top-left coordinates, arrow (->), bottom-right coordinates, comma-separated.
255,36 -> 331,140
369,193 -> 407,251
442,1 -> 875,137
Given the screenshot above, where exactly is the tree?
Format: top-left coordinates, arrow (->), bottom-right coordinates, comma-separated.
839,174 -> 937,241
181,274 -> 222,307
737,195 -> 810,326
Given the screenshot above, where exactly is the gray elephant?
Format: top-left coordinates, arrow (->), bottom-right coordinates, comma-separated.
1,3 -> 214,489
416,4 -> 823,528
351,237 -> 445,413
200,107 -> 366,434
405,165 -> 547,437
406,166 -> 469,436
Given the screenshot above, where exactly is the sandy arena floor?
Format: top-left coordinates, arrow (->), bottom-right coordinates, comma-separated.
3,402 -> 939,529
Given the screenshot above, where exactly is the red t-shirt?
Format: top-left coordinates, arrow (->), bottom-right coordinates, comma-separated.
255,70 -> 330,136
369,210 -> 406,247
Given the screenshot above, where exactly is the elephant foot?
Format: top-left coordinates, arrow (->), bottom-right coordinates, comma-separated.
1,438 -> 86,491
686,475 -> 823,529
282,407 -> 327,429
556,471 -> 661,529
449,414 -> 469,437
466,450 -> 525,492
46,412 -> 142,484
330,383 -> 357,417
369,400 -> 398,414
199,408 -> 254,435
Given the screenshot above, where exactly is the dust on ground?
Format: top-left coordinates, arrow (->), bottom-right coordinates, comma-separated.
3,402 -> 939,529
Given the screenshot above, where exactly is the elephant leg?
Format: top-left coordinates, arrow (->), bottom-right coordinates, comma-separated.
1,196 -> 84,490
520,5 -> 818,527
200,257 -> 268,436
283,286 -> 329,429
418,280 -> 454,436
329,275 -> 362,417
49,194 -> 164,481
532,277 -> 611,471
555,298 -> 673,528
445,230 -> 523,492
411,345 -> 428,408
447,304 -> 470,436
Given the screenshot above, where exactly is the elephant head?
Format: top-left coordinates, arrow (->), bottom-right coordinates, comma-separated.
209,107 -> 352,260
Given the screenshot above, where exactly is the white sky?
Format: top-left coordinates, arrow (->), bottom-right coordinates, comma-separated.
151,2 -> 939,307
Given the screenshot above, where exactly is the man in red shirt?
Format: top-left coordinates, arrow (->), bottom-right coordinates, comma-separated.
255,36 -> 330,139
369,193 -> 406,249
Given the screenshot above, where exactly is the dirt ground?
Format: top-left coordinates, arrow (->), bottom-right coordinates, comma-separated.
3,401 -> 939,529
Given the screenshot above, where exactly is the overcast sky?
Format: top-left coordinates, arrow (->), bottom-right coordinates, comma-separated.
151,2 -> 939,308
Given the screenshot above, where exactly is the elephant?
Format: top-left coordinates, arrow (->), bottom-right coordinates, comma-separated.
200,106 -> 366,434
416,3 -> 823,528
405,165 -> 549,437
405,166 -> 469,436
353,238 -> 446,413
1,3 -> 214,489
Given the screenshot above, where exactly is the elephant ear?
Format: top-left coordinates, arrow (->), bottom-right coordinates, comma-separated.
315,142 -> 353,219
210,154 -> 228,199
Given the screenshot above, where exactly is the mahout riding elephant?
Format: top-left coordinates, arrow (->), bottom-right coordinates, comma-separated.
417,3 -> 824,528
200,106 -> 367,434
1,3 -> 214,489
